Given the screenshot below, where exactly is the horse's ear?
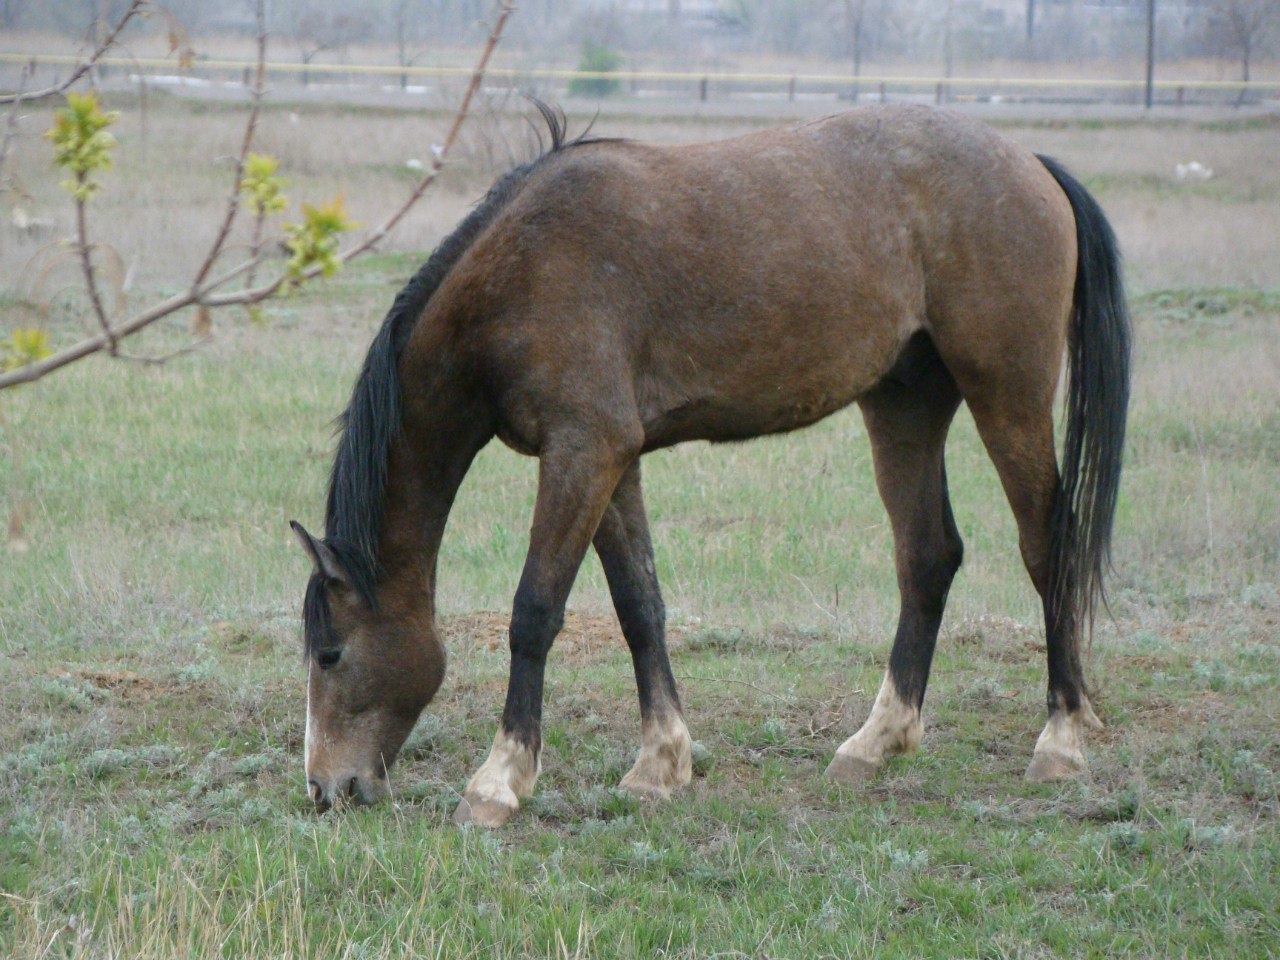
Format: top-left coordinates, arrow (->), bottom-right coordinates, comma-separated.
290,520 -> 348,584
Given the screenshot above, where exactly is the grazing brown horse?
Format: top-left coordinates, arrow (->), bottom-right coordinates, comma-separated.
292,103 -> 1130,826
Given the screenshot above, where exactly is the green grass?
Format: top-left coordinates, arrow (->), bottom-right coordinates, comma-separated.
1,259 -> 1278,957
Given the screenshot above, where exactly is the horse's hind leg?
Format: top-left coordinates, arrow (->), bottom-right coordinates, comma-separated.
593,461 -> 693,799
964,392 -> 1101,782
827,348 -> 963,784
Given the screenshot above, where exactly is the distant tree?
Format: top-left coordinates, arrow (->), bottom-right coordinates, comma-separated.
0,0 -> 29,29
568,41 -> 622,97
845,0 -> 868,85
1209,0 -> 1279,100
394,0 -> 432,89
292,5 -> 371,85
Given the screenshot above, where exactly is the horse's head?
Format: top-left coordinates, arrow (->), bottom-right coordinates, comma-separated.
291,521 -> 445,812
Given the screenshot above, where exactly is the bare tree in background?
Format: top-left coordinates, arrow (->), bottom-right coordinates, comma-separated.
844,0 -> 868,100
394,0 -> 431,90
293,5 -> 371,85
1209,0 -> 1279,103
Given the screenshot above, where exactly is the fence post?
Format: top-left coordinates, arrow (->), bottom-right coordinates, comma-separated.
935,81 -> 943,105
1176,85 -> 1185,108
788,76 -> 796,102
878,81 -> 886,103
699,76 -> 708,102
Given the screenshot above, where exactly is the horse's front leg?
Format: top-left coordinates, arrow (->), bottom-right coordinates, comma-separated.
454,432 -> 639,828
593,461 -> 692,800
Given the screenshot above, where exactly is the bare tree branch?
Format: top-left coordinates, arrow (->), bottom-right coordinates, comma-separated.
191,2 -> 267,288
0,287 -> 199,388
114,335 -> 212,366
73,184 -> 118,355
0,0 -> 146,105
0,0 -> 518,391
200,0 -> 517,307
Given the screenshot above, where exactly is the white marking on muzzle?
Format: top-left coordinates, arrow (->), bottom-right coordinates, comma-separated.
303,660 -> 318,783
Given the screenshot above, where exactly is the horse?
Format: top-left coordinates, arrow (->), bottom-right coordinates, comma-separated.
291,102 -> 1130,826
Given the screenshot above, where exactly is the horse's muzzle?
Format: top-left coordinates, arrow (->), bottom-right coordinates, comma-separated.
308,773 -> 387,812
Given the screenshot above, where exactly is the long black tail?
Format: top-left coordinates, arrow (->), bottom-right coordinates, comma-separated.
1037,155 -> 1132,655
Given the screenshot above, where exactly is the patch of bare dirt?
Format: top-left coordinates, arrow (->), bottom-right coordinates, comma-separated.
1139,689 -> 1232,734
1111,655 -> 1173,671
443,611 -> 689,664
72,669 -> 166,700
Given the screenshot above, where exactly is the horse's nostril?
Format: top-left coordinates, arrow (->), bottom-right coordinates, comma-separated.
346,777 -> 360,799
308,778 -> 324,804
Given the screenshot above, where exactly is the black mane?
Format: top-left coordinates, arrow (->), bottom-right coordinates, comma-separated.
304,103 -> 599,656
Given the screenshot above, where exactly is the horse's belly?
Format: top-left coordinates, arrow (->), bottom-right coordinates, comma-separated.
639,366 -> 873,449
635,308 -> 907,449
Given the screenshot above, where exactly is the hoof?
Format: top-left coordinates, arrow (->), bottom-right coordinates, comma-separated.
618,775 -> 672,802
1025,750 -> 1088,783
825,753 -> 882,785
453,794 -> 518,828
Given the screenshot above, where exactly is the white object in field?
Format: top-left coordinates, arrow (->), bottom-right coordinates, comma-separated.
1175,161 -> 1213,182
10,207 -> 56,239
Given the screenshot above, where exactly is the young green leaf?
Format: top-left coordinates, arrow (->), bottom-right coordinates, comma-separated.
46,92 -> 120,201
283,196 -> 356,282
240,153 -> 288,218
1,328 -> 54,371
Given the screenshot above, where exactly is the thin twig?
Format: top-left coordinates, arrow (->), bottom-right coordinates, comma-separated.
114,335 -> 213,366
0,287 -> 199,388
0,0 -> 517,391
0,63 -> 30,186
0,0 -> 146,105
203,0 -> 518,308
191,2 -> 267,288
73,182 -> 117,355
244,210 -> 267,293
341,0 -> 516,261
676,674 -> 799,706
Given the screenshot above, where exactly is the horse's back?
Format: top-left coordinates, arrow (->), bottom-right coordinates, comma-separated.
446,106 -> 1077,451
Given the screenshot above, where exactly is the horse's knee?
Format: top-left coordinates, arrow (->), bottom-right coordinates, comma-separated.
904,532 -> 963,615
937,531 -> 964,585
509,584 -> 561,659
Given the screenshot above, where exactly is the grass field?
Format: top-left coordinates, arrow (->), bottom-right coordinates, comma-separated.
1,97 -> 1278,958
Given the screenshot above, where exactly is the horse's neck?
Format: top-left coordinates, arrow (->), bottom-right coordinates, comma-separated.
374,390 -> 491,620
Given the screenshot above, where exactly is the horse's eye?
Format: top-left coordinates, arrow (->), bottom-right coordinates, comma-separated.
316,648 -> 342,670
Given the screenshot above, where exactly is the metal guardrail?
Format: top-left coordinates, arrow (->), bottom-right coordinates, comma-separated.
2,51 -> 1276,99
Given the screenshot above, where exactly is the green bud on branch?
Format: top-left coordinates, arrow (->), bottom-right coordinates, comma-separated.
46,92 -> 120,201
283,197 -> 355,282
240,152 -> 288,218
1,328 -> 54,371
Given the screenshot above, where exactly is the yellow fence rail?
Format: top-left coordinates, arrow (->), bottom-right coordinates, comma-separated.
2,51 -> 1276,94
